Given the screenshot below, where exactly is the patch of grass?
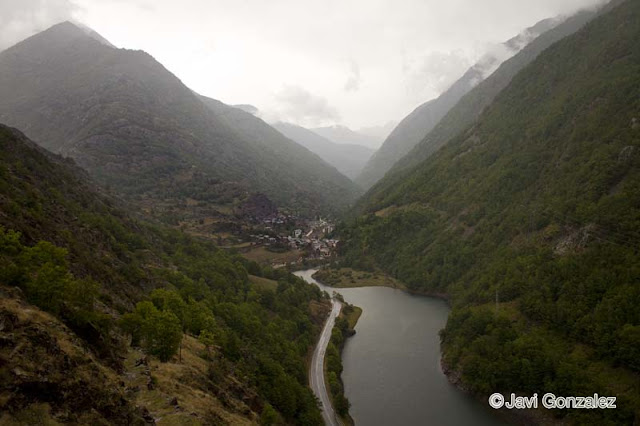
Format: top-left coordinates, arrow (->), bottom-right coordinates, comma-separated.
313,267 -> 407,290
248,275 -> 278,291
241,246 -> 301,265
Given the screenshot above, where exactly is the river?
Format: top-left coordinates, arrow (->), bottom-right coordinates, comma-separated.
295,269 -> 505,426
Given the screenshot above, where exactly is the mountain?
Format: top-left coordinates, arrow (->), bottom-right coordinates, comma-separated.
272,122 -> 375,180
311,125 -> 382,149
0,123 -> 326,424
341,0 -> 639,424
0,22 -> 359,217
365,3 -> 613,194
356,17 -> 562,190
357,121 -> 397,142
356,5 -> 611,190
232,104 -> 259,115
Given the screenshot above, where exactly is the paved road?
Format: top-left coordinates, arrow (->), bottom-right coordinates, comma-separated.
310,297 -> 343,426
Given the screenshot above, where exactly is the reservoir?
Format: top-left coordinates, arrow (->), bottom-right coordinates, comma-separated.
295,269 -> 505,426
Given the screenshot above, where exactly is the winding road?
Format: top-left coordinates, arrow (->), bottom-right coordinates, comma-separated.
311,296 -> 343,426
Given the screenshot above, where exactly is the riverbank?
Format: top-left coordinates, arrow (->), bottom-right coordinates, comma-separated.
314,268 -> 561,426
324,300 -> 361,426
296,268 -> 505,425
440,357 -> 564,426
312,267 -> 454,303
313,267 -> 407,290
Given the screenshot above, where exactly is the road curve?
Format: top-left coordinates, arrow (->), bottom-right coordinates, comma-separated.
311,296 -> 343,426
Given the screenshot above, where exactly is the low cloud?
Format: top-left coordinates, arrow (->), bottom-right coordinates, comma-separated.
404,50 -> 473,100
269,85 -> 341,127
344,60 -> 361,92
0,0 -> 80,50
468,15 -> 567,87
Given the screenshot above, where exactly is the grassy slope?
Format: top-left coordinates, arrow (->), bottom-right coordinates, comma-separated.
341,1 -> 640,424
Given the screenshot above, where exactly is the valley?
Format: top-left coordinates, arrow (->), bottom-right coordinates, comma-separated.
1,0 -> 639,425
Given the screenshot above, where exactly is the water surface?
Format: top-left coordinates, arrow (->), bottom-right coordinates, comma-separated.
295,269 -> 505,426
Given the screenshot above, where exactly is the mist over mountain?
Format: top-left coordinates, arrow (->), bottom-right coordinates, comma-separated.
273,122 -> 375,180
357,121 -> 397,143
355,17 -> 562,190
374,2 -> 615,193
311,125 -> 382,150
0,21 -> 359,217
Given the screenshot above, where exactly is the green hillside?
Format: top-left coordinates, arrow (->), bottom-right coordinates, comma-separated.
340,0 -> 640,424
365,1 -> 618,199
355,17 -> 560,190
0,124 -> 325,424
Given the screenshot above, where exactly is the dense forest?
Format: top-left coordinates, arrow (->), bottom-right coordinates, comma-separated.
0,124 -> 327,424
340,0 -> 640,424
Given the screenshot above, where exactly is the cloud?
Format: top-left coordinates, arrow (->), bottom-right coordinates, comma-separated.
404,50 -> 474,100
344,60 -> 361,92
0,0 -> 609,128
467,15 -> 568,87
0,0 -> 80,50
269,85 -> 341,127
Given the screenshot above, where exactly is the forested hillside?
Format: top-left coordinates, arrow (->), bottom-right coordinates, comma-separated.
0,124 -> 326,425
0,22 -> 359,217
363,0 -> 618,198
355,17 -> 559,190
340,0 -> 640,424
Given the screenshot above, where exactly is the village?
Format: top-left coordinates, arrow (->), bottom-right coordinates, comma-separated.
247,215 -> 339,267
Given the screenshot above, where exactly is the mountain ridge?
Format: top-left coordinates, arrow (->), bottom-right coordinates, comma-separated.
272,121 -> 374,180
355,16 -> 562,190
0,21 -> 359,218
363,0 -> 619,198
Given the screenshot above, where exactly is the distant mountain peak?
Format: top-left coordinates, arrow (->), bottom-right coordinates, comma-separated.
70,21 -> 116,48
4,21 -> 115,54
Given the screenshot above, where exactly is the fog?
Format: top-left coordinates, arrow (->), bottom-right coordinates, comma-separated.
0,0 -> 609,129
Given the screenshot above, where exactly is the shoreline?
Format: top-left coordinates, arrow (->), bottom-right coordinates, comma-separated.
324,301 -> 361,426
440,346 -> 565,426
311,267 -> 451,304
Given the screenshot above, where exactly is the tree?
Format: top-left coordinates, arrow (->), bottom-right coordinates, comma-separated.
143,309 -> 183,362
150,288 -> 187,326
260,403 -> 280,425
199,329 -> 215,359
120,301 -> 183,361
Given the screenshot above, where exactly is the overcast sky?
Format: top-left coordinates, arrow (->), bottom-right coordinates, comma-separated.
0,0 -> 606,130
